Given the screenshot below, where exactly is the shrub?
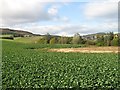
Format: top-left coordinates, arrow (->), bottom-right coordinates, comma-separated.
111,38 -> 119,46
38,38 -> 47,44
1,36 -> 14,40
85,40 -> 96,45
50,37 -> 56,44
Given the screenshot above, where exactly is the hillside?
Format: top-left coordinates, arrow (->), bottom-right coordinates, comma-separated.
0,28 -> 35,36
0,28 -> 119,42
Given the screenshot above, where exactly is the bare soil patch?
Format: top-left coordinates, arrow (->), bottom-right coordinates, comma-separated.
48,47 -> 119,53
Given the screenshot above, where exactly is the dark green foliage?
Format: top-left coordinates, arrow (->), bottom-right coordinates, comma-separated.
86,40 -> 96,45
95,32 -> 118,46
111,37 -> 119,46
66,37 -> 72,44
1,36 -> 14,40
50,37 -> 57,44
59,36 -> 68,44
106,32 -> 114,46
45,33 -> 51,44
2,40 -> 119,89
38,38 -> 47,44
108,32 -> 114,41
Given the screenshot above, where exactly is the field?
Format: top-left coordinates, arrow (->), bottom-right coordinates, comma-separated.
14,36 -> 43,43
49,47 -> 119,53
1,40 -> 119,89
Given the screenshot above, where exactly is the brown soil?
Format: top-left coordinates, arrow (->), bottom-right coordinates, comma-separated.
48,47 -> 119,53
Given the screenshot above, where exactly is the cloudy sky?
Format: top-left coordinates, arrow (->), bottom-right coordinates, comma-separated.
0,0 -> 119,36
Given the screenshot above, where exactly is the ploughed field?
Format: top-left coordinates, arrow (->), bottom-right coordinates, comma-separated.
2,40 -> 119,89
49,47 -> 119,53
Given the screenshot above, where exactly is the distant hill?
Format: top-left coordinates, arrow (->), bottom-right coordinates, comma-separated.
82,32 -> 119,40
0,28 -> 119,40
82,32 -> 109,40
0,28 -> 37,37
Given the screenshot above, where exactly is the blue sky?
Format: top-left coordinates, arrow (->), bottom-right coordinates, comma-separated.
40,2 -> 87,25
0,0 -> 118,36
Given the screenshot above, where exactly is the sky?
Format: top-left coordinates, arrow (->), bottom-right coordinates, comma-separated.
0,0 -> 119,36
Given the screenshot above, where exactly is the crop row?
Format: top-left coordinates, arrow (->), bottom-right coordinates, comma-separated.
2,41 -> 119,89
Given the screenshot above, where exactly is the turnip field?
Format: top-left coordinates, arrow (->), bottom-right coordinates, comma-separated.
2,40 -> 119,89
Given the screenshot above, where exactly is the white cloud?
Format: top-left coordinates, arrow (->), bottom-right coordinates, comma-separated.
47,4 -> 70,22
48,6 -> 58,16
0,0 -> 70,26
52,16 -> 70,23
55,0 -> 119,3
84,2 -> 118,19
89,0 -> 119,2
8,22 -> 117,36
61,16 -> 69,22
83,0 -> 118,34
0,0 -> 56,26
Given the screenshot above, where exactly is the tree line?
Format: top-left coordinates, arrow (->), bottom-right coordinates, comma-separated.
38,32 -> 119,46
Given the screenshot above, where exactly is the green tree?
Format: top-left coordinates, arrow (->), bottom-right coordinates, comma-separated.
106,32 -> 114,46
72,33 -> 82,44
50,37 -> 56,44
45,33 -> 51,44
96,35 -> 104,46
38,38 -> 47,44
111,37 -> 119,46
109,32 -> 114,41
59,36 -> 68,44
66,37 -> 72,44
